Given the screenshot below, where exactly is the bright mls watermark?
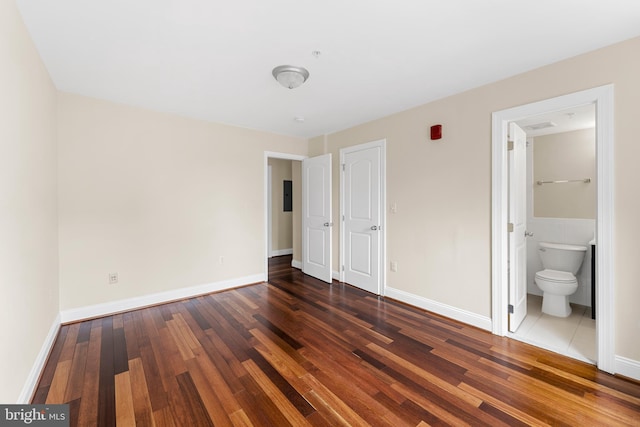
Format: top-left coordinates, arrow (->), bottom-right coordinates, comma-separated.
0,405 -> 69,426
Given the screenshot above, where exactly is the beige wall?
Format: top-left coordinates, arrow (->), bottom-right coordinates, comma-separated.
0,0 -> 59,402
58,93 -> 306,310
311,36 -> 640,362
533,128 -> 596,219
268,158 -> 293,252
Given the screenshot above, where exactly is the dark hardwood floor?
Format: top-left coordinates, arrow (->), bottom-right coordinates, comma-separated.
34,255 -> 640,426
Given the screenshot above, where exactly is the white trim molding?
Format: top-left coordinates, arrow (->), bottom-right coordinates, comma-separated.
491,85 -> 615,374
291,259 -> 302,270
60,274 -> 263,324
270,248 -> 293,257
385,286 -> 492,332
615,356 -> 640,382
18,313 -> 61,403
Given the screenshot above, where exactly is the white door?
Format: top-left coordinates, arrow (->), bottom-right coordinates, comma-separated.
508,122 -> 527,332
302,154 -> 332,283
343,143 -> 383,294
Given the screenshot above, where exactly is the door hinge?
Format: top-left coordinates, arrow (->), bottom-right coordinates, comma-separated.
507,140 -> 514,151
342,164 -> 345,171
508,304 -> 514,314
342,265 -> 344,271
342,215 -> 345,221
508,223 -> 514,232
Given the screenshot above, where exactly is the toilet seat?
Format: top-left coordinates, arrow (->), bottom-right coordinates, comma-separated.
535,269 -> 576,284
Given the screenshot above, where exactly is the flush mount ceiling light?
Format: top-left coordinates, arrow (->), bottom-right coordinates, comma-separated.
525,121 -> 557,131
272,65 -> 309,89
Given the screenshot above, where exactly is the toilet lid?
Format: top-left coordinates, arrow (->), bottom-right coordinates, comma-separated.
535,269 -> 576,283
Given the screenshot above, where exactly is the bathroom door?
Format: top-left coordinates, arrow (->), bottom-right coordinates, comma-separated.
508,122 -> 527,332
302,154 -> 333,283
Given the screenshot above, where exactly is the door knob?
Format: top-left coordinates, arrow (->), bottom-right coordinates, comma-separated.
525,231 -> 534,237
370,225 -> 379,231
323,222 -> 333,227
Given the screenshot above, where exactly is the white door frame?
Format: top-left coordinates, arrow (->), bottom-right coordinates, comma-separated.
339,139 -> 387,293
264,152 -> 307,280
268,165 -> 273,257
491,85 -> 615,373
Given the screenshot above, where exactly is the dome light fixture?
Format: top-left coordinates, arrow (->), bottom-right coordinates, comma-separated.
272,65 -> 309,89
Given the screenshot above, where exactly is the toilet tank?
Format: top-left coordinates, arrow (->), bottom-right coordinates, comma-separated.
538,242 -> 587,274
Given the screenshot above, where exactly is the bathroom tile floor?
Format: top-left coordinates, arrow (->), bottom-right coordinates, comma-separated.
509,294 -> 596,364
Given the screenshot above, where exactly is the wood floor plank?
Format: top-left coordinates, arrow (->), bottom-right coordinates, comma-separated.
152,407 -> 176,427
367,342 -> 483,408
33,255 -> 640,426
149,328 -> 187,391
242,358 -> 312,427
235,375 -> 296,427
97,317 -> 116,427
138,343 -> 169,412
128,357 -> 156,427
114,372 -> 136,426
183,357 -> 235,427
45,359 -> 71,404
75,320 -> 102,426
174,372 -> 214,427
301,375 -> 371,427
166,318 -> 195,361
190,349 -> 243,415
64,341 -> 88,402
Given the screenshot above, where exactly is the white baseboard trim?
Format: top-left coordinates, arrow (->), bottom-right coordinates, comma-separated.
615,355 -> 640,381
60,273 -> 264,324
270,248 -> 293,257
384,286 -> 492,331
332,270 -> 341,282
18,313 -> 61,403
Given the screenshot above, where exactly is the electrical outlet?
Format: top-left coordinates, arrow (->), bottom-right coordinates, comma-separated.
109,273 -> 118,284
390,261 -> 398,272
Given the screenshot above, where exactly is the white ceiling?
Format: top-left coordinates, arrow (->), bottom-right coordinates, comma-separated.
16,0 -> 640,138
517,103 -> 595,137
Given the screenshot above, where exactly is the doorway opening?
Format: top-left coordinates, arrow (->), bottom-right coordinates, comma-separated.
509,104 -> 596,363
263,152 -> 306,281
491,85 -> 615,374
268,159 -> 297,259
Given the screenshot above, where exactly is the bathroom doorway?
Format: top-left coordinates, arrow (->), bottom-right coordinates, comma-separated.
491,85 -> 615,374
509,104 -> 596,363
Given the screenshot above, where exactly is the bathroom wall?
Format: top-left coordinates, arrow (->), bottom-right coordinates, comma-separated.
533,128 -> 596,219
526,134 -> 595,307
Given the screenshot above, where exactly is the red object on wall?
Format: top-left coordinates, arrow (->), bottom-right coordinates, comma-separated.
430,124 -> 442,140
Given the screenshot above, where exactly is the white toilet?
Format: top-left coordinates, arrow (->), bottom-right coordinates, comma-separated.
535,242 -> 587,317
